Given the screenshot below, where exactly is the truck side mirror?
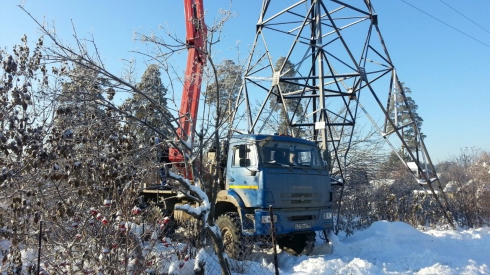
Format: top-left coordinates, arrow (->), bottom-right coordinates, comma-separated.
239,158 -> 251,167
238,144 -> 248,159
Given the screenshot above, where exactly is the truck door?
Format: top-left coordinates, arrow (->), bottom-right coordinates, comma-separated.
226,143 -> 260,206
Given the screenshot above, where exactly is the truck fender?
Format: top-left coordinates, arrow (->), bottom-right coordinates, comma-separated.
215,190 -> 245,218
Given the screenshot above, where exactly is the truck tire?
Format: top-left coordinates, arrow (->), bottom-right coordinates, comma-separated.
215,212 -> 251,260
277,232 -> 316,256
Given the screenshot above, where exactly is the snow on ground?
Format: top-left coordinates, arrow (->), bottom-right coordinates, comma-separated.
278,221 -> 490,275
9,220 -> 488,274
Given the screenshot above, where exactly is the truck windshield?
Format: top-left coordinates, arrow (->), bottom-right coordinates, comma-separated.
257,140 -> 324,169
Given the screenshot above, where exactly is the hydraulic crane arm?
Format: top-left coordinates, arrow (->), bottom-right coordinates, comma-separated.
170,0 -> 207,163
179,0 -> 207,142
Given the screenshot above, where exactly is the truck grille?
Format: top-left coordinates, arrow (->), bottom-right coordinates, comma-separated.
287,215 -> 316,221
280,193 -> 322,205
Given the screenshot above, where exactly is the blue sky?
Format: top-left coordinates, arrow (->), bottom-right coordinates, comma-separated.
1,0 -> 489,163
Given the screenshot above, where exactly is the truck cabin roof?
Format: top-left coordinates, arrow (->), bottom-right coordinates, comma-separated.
229,134 -> 317,147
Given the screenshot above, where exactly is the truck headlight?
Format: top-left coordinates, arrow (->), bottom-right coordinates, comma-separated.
323,212 -> 333,219
261,215 -> 277,223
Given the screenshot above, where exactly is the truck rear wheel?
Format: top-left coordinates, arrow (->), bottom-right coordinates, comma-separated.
277,232 -> 316,256
215,212 -> 251,260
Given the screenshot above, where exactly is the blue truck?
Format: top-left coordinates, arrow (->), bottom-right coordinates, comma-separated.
142,133 -> 334,259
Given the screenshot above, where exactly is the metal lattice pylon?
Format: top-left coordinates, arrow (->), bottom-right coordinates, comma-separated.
230,0 -> 454,226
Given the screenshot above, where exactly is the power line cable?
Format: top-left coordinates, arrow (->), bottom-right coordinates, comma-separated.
438,0 -> 490,35
400,0 -> 490,48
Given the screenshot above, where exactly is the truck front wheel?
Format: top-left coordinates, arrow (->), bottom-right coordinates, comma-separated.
215,212 -> 251,260
277,232 -> 316,256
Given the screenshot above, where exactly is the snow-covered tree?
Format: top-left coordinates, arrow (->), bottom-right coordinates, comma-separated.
0,29 -> 211,273
123,64 -> 173,142
0,35 -> 178,273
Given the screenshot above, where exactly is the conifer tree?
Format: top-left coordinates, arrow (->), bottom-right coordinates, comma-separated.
122,64 -> 173,142
204,59 -> 242,129
271,57 -> 305,137
386,83 -> 425,153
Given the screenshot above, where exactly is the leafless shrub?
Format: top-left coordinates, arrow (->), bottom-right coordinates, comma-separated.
336,148 -> 490,235
0,3 -> 243,274
439,149 -> 490,228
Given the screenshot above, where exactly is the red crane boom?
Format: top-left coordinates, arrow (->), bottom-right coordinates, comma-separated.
170,0 -> 207,163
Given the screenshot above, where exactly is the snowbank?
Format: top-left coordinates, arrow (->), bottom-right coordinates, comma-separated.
278,221 -> 490,274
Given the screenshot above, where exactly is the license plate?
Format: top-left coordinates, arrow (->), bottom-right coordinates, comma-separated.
294,223 -> 312,229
